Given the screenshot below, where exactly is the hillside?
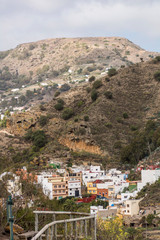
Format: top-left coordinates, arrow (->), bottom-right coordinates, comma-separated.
0,37 -> 158,113
0,57 -> 160,171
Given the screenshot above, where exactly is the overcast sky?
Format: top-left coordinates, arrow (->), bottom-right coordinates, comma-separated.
1,0 -> 160,52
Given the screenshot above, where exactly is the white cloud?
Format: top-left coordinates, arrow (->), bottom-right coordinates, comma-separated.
0,0 -> 160,51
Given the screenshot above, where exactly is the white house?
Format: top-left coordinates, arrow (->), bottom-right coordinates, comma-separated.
37,173 -> 53,199
121,199 -> 142,217
68,180 -> 81,197
137,169 -> 160,192
90,205 -> 103,215
121,191 -> 138,202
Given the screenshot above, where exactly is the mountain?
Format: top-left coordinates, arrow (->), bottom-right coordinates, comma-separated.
0,37 -> 158,113
1,56 -> 160,171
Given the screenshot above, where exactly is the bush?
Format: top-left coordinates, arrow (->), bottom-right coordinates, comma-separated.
77,100 -> 84,108
86,87 -> 91,93
57,99 -> 65,105
60,84 -> 70,92
91,89 -> 98,101
108,68 -> 117,77
105,122 -> 112,128
32,130 -> 47,148
93,80 -> 102,89
154,71 -> 160,81
29,44 -> 36,50
55,99 -> 65,111
84,115 -> 89,121
39,104 -> 46,111
24,130 -> 47,149
105,77 -> 110,82
62,108 -> 74,120
89,76 -> 95,82
104,91 -> 113,99
123,112 -> 129,119
39,115 -> 48,127
54,91 -> 60,97
153,56 -> 160,63
54,103 -> 64,111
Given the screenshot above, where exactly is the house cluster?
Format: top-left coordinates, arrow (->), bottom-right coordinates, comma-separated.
1,163 -> 160,219
37,171 -> 82,200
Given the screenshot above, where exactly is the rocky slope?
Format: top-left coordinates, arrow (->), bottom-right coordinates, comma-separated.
1,57 -> 160,169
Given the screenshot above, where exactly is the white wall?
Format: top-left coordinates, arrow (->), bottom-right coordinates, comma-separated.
141,169 -> 160,185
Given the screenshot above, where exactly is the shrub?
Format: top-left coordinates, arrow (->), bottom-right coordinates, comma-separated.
39,115 -> 48,127
39,104 -> 46,111
74,118 -> 78,122
108,68 -> 117,77
84,115 -> 89,121
123,112 -> 129,119
93,80 -> 102,89
89,76 -> 95,82
54,103 -> 64,111
91,89 -> 98,101
50,70 -> 59,77
153,56 -> 160,63
117,118 -> 124,124
57,99 -> 65,105
87,66 -> 96,72
62,108 -> 74,120
77,100 -> 84,108
54,91 -> 60,97
130,125 -> 138,131
105,77 -> 110,82
60,84 -> 70,92
104,91 -> 113,99
0,50 -> 10,59
32,130 -> 47,148
29,44 -> 36,50
86,87 -> 91,93
105,122 -> 112,128
24,130 -> 47,149
154,71 -> 160,81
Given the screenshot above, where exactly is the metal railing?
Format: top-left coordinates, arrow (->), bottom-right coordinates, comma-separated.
32,211 -> 96,240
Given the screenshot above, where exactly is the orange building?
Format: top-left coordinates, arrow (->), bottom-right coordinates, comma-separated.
97,189 -> 108,198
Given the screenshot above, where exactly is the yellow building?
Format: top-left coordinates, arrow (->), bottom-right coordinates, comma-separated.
87,180 -> 103,194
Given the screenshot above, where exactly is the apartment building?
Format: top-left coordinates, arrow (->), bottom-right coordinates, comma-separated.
48,176 -> 68,200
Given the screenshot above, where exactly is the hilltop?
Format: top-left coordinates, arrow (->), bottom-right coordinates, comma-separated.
0,37 -> 158,113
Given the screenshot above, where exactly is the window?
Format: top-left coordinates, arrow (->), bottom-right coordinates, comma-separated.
78,174 -> 80,176
124,196 -> 127,198
127,204 -> 129,207
59,190 -> 61,193
127,210 -> 129,213
59,185 -> 61,188
54,185 -> 57,188
63,190 -> 65,193
89,190 -> 91,193
93,190 -> 95,193
63,185 -> 65,188
93,184 -> 96,187
54,190 -> 57,193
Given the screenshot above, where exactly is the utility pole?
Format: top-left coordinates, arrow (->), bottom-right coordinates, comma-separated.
7,196 -> 14,240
